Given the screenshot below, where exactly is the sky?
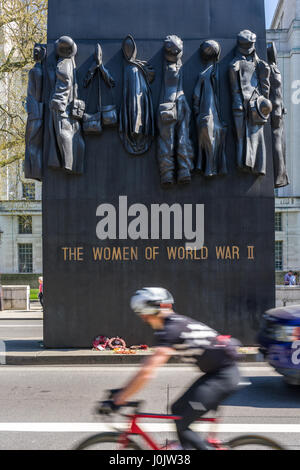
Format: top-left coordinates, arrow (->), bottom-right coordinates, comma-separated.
265,0 -> 279,27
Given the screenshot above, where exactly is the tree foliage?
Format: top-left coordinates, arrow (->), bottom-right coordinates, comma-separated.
0,0 -> 47,168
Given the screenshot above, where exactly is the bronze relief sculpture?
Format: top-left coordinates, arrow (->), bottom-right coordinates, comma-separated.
193,40 -> 227,177
119,34 -> 155,155
25,44 -> 46,181
83,43 -> 117,135
157,35 -> 194,186
229,30 -> 272,175
48,36 -> 85,174
267,42 -> 289,188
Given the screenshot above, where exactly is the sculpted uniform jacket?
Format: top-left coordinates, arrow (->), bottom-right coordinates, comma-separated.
193,63 -> 227,176
269,62 -> 289,188
49,57 -> 85,174
157,61 -> 194,185
25,62 -> 44,181
229,53 -> 270,175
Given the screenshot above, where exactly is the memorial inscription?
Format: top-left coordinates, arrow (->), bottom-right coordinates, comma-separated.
40,0 -> 277,347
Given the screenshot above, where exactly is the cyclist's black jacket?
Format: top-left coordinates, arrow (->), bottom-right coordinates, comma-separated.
155,313 -> 241,373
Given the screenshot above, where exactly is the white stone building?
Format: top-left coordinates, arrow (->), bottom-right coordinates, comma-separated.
267,0 -> 300,279
0,3 -> 42,284
0,163 -> 42,278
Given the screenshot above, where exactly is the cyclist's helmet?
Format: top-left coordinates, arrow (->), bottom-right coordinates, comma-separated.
130,288 -> 174,316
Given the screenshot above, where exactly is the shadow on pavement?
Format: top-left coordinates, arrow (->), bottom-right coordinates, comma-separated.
224,376 -> 300,408
3,340 -> 43,352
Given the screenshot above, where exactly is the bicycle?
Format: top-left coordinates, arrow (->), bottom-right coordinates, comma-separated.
74,392 -> 285,450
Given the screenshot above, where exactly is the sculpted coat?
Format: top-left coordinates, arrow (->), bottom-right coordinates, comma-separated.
193,40 -> 227,176
48,36 -> 85,174
25,45 -> 46,181
119,35 -> 155,155
229,30 -> 271,175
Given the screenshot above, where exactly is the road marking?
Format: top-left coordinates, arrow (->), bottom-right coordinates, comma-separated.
0,422 -> 297,433
0,365 -> 274,372
0,325 -> 41,328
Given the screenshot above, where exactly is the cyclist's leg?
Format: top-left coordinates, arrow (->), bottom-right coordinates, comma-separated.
171,364 -> 240,450
172,374 -> 214,450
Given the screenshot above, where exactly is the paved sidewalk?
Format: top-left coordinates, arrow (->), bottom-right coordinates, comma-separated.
0,304 -> 263,366
0,301 -> 43,320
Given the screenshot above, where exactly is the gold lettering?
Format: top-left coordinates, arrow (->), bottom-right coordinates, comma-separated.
77,247 -> 84,261
61,247 -> 68,261
248,246 -> 255,260
167,247 -> 177,260
232,246 -> 240,260
93,247 -> 103,260
216,246 -> 226,259
201,246 -> 208,259
61,247 -> 84,261
131,247 -> 138,260
122,247 -> 129,260
145,247 -> 152,260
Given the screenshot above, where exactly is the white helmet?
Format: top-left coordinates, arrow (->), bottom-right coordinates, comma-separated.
130,288 -> 174,316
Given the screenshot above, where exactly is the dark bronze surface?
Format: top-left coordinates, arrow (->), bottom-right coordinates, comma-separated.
43,0 -> 275,347
24,44 -> 46,181
119,35 -> 155,155
83,43 -> 117,135
157,35 -> 194,186
193,40 -> 227,177
48,36 -> 85,174
229,30 -> 272,175
267,42 -> 289,188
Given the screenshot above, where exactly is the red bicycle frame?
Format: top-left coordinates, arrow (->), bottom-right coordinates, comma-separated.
118,412 -> 224,450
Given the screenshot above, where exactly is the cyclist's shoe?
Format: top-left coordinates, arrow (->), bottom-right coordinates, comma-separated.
206,438 -> 228,450
163,441 -> 183,450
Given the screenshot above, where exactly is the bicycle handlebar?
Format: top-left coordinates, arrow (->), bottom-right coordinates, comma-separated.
96,390 -> 144,415
106,389 -> 143,409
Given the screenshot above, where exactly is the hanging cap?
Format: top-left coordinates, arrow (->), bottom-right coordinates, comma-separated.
237,30 -> 256,55
55,36 -> 77,58
256,95 -> 272,120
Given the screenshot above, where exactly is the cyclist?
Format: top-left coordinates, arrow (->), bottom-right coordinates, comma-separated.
109,287 -> 241,450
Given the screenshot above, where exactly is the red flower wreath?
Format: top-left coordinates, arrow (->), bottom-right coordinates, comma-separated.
108,336 -> 126,350
93,336 -> 109,350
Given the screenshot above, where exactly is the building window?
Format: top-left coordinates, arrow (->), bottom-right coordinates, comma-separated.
22,182 -> 35,200
18,216 -> 32,234
18,243 -> 33,273
275,212 -> 282,232
275,241 -> 283,271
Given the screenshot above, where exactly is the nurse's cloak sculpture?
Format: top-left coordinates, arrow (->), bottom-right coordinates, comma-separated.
119,35 -> 155,155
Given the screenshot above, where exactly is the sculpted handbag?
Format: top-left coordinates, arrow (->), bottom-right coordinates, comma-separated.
71,62 -> 85,121
101,85 -> 118,127
83,70 -> 102,135
159,102 -> 177,123
159,75 -> 179,123
72,99 -> 86,120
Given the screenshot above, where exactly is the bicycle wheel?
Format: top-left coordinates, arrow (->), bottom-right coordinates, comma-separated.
226,434 -> 285,450
74,432 -> 142,450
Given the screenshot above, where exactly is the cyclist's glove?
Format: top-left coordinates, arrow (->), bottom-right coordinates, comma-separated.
98,400 -> 121,415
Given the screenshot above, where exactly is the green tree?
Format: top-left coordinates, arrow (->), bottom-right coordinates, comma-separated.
0,0 -> 47,168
